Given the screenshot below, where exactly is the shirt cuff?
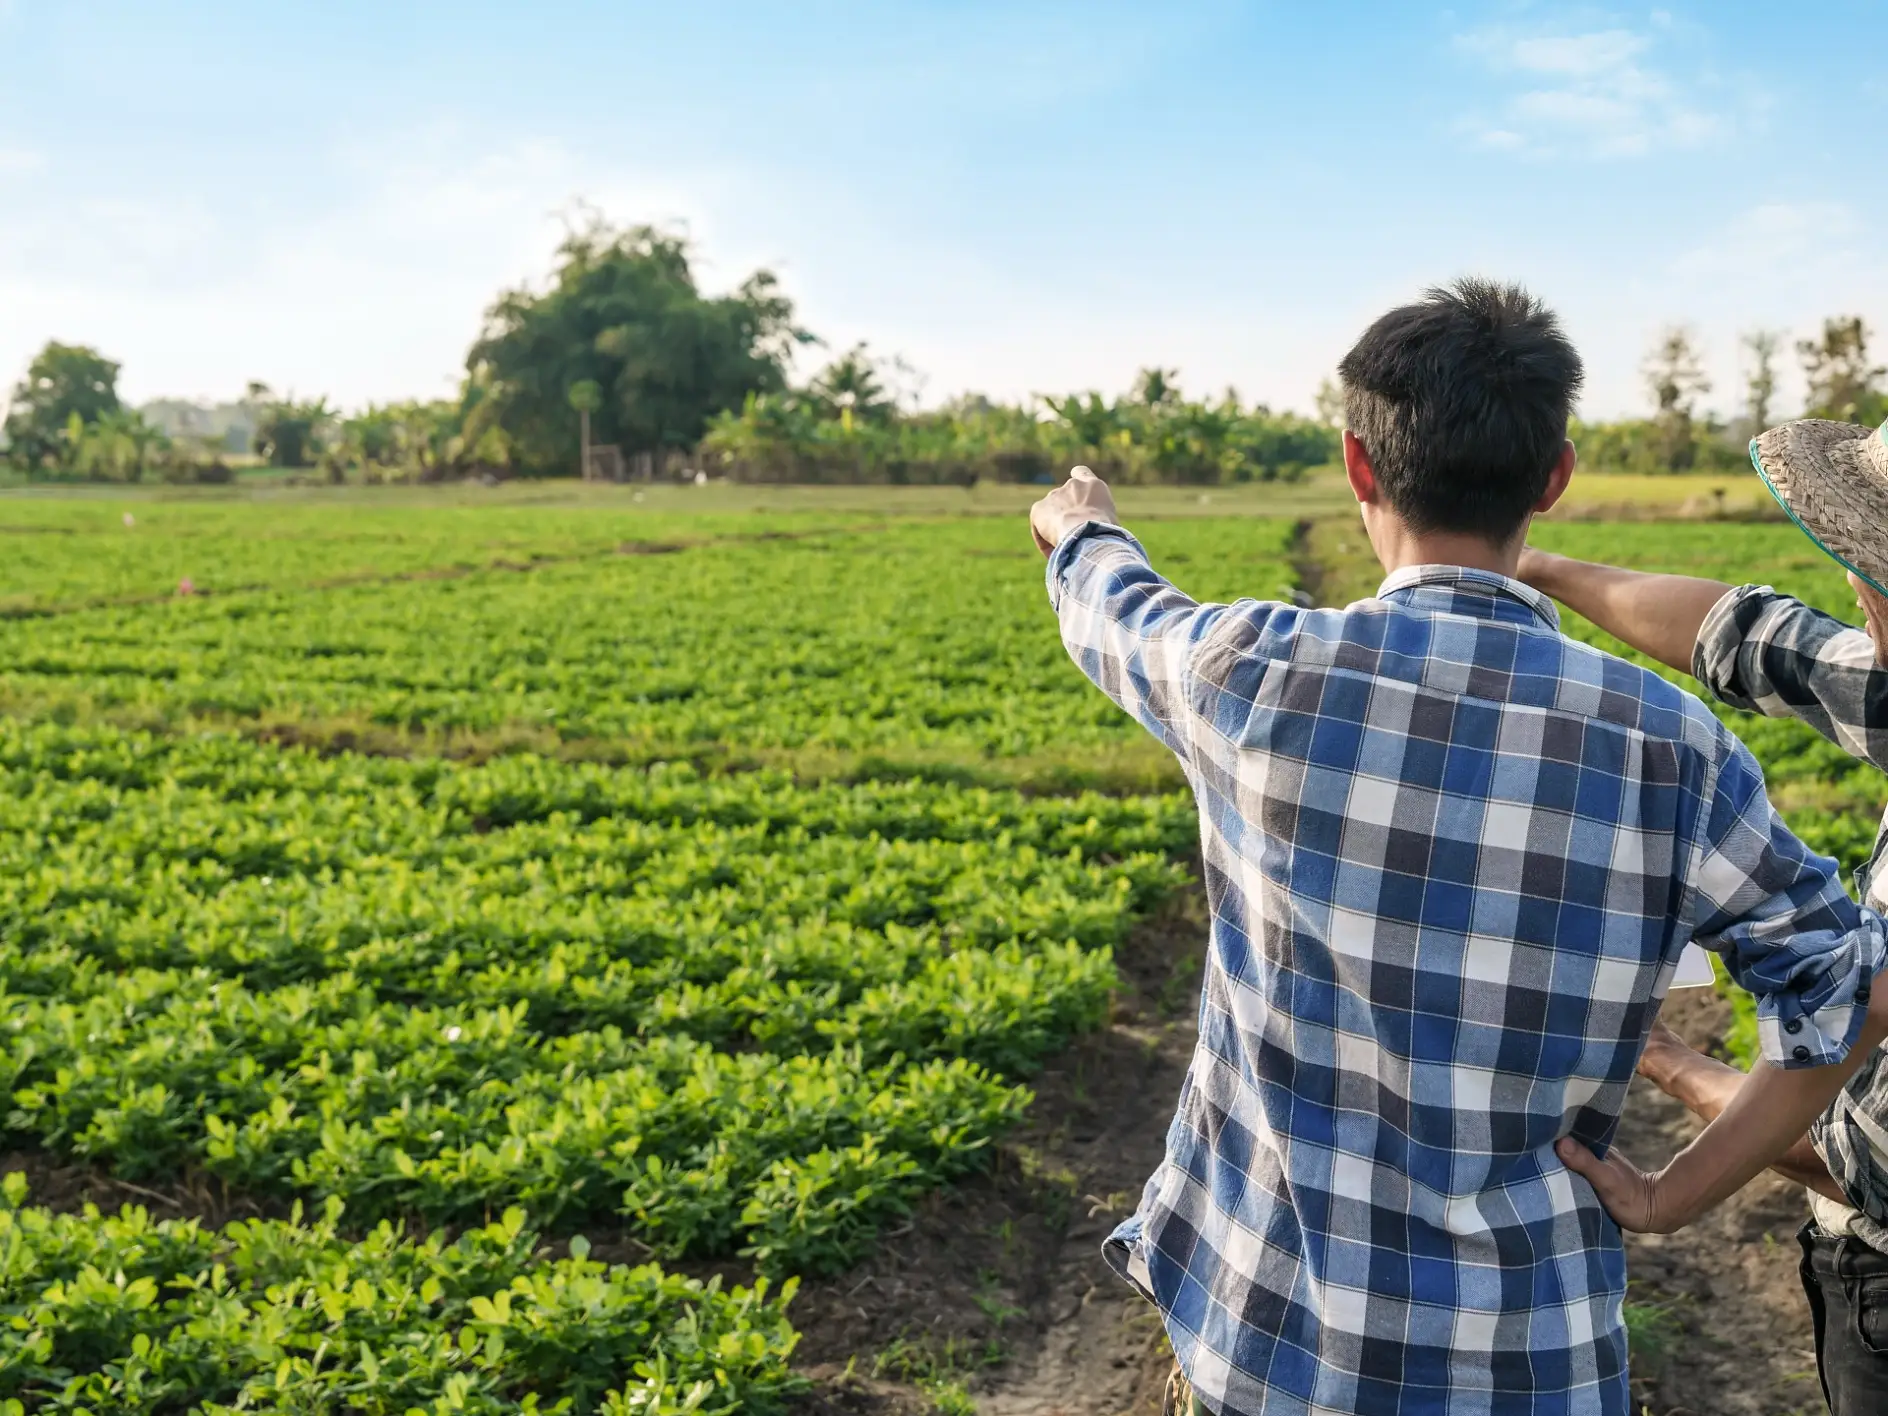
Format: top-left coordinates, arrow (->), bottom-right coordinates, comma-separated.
1757,919 -> 1886,1070
1692,584 -> 1772,711
1043,520 -> 1145,611
1101,1214 -> 1154,1301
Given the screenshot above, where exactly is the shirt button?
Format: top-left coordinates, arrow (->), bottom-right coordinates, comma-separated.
1794,1045 -> 1813,1063
1860,985 -> 1873,1004
1785,1018 -> 1804,1035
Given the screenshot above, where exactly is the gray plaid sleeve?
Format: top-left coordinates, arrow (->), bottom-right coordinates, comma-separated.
1812,1044 -> 1888,1234
1693,584 -> 1888,772
1046,522 -> 1239,763
1684,728 -> 1887,1068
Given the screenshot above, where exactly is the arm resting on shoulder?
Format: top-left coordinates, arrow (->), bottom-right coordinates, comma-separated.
1523,551 -> 1888,772
1516,549 -> 1731,676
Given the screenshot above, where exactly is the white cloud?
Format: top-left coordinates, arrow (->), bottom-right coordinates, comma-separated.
1669,201 -> 1863,285
1498,29 -> 1648,77
0,115 -> 1351,418
0,127 -> 753,407
0,145 -> 43,174
1454,20 -> 1732,158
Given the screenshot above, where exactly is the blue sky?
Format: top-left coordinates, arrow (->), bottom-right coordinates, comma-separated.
3,1 -> 1884,419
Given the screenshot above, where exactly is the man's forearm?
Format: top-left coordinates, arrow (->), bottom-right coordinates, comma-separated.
1646,1045 -> 1847,1203
1523,552 -> 1732,677
1650,990 -> 1888,1226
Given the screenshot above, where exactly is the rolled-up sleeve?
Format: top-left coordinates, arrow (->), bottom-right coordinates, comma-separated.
1684,729 -> 1887,1068
1693,584 -> 1888,772
1046,522 -> 1229,763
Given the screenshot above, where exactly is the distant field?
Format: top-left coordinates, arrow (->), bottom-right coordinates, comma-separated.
0,464 -> 1787,521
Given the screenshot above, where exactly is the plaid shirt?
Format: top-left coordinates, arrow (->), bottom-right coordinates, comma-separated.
1694,585 -> 1888,1252
1048,528 -> 1884,1416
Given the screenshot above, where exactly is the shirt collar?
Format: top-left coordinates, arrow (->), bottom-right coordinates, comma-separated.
1375,564 -> 1561,632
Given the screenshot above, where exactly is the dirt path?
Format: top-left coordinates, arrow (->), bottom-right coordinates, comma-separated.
790,890 -> 1206,1416
969,894 -> 1205,1416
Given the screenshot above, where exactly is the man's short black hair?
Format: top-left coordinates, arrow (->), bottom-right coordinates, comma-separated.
1338,278 -> 1585,543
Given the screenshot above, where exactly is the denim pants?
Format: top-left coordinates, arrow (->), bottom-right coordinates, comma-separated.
1799,1221 -> 1888,1414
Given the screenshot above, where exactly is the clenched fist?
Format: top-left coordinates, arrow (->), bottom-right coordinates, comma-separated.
1030,466 -> 1120,557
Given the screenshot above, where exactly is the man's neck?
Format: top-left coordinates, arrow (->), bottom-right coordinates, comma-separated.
1373,528 -> 1521,582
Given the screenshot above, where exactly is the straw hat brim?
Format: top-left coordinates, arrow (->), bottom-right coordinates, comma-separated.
1750,419 -> 1888,596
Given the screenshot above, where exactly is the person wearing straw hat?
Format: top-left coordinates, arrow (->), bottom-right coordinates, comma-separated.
1521,415 -> 1888,1415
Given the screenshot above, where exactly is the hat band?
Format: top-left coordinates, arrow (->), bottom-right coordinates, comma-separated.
1749,437 -> 1888,599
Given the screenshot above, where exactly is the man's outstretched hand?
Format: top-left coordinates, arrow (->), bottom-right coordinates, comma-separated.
1030,466 -> 1120,557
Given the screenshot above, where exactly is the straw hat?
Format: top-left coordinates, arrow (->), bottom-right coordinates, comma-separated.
1750,418 -> 1888,596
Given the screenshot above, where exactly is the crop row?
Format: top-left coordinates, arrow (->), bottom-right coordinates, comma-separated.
0,721 -> 1191,1273
0,1178 -> 799,1414
0,499 -> 858,614
0,518 -> 1300,759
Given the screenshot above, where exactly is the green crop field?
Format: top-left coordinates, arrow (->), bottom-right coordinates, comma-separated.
0,491 -> 1877,1414
0,500 -> 1288,1413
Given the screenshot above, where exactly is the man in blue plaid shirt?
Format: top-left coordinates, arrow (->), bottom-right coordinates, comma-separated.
1030,280 -> 1888,1416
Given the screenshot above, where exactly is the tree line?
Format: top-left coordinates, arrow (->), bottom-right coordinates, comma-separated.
3,217 -> 1883,485
1572,318 -> 1888,476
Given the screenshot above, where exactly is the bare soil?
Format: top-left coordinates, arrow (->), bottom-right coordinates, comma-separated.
786,888 -> 1208,1416
0,1144 -> 291,1226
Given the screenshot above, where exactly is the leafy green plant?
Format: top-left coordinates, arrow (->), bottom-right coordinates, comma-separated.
0,1182 -> 802,1413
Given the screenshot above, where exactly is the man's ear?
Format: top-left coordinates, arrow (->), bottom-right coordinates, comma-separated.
1534,439 -> 1577,515
1342,431 -> 1377,505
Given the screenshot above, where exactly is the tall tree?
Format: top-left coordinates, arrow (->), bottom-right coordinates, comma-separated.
469,217 -> 809,476
1133,367 -> 1181,408
1313,377 -> 1346,429
1644,327 -> 1710,471
1741,330 -> 1781,434
3,342 -> 122,469
567,380 -> 601,478
253,396 -> 332,469
1799,316 -> 1887,423
807,345 -> 892,426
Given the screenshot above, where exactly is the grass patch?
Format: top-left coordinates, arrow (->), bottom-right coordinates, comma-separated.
1624,1295 -> 1683,1366
873,1335 -> 1006,1416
